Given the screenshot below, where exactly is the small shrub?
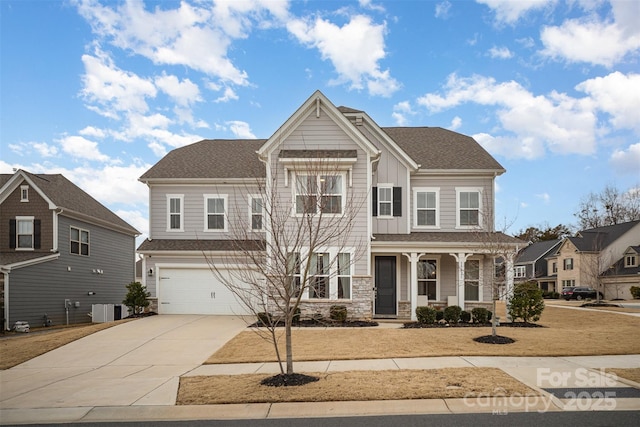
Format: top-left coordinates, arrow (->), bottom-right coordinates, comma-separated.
471,307 -> 490,324
329,305 -> 347,322
122,281 -> 150,315
435,310 -> 444,321
416,306 -> 437,324
460,310 -> 471,323
257,312 -> 272,326
508,282 -> 545,323
443,305 -> 462,323
630,286 -> 640,299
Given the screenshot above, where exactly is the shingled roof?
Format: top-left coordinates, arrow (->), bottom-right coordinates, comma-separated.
1,171 -> 139,235
568,220 -> 640,252
140,139 -> 266,180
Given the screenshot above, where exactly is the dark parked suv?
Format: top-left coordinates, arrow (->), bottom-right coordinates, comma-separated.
561,286 -> 604,301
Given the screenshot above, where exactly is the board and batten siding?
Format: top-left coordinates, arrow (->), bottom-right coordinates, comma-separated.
7,215 -> 135,328
268,109 -> 371,276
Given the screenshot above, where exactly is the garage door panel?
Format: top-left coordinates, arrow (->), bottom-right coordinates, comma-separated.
159,268 -> 251,315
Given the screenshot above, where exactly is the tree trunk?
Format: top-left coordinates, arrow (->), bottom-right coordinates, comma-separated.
285,316 -> 294,375
492,299 -> 497,336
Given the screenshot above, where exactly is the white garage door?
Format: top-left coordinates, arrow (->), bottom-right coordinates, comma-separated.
158,268 -> 251,315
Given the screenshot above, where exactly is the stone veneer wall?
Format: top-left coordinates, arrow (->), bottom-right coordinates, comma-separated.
292,276 -> 373,320
398,301 -> 411,319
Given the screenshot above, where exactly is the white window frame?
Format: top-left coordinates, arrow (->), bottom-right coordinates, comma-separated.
292,172 -> 346,217
337,252 -> 352,300
625,255 -> 637,268
20,185 -> 29,202
413,187 -> 439,229
456,187 -> 482,229
16,216 -> 34,250
562,279 -> 575,288
70,225 -> 90,256
563,258 -> 573,270
204,194 -> 228,232
166,194 -> 184,232
294,247 -> 354,301
514,265 -> 526,279
377,184 -> 394,218
249,195 -> 264,231
417,258 -> 440,301
464,258 -> 483,302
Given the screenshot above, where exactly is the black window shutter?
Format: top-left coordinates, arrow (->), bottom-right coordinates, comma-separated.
393,187 -> 402,217
9,219 -> 16,248
372,187 -> 378,216
34,219 -> 41,249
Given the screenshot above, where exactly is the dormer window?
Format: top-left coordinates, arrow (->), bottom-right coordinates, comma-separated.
625,254 -> 638,268
20,185 -> 29,202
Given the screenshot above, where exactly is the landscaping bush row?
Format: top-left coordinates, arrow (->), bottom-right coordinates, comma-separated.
631,286 -> 640,299
255,305 -> 377,327
542,291 -> 560,299
415,305 -> 493,325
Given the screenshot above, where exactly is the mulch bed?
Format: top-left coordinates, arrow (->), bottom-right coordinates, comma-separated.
260,373 -> 320,387
473,335 -> 516,344
403,321 -> 544,329
249,319 -> 379,328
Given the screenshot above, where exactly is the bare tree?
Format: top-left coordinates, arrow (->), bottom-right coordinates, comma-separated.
203,158 -> 367,379
578,237 -> 613,304
575,184 -> 640,229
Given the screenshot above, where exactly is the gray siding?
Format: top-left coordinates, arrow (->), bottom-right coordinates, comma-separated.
6,215 -> 135,328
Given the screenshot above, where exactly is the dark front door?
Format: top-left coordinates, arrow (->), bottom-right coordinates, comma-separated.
375,256 -> 396,316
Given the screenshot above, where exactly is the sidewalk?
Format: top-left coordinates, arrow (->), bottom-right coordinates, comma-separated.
2,354 -> 639,424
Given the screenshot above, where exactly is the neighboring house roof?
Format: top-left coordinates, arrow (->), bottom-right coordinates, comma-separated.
0,170 -> 139,236
567,220 -> 640,252
516,240 -> 563,264
602,245 -> 640,277
381,127 -> 505,172
138,239 -> 265,252
139,139 -> 266,181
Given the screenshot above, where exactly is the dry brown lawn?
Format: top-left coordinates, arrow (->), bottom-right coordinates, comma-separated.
0,320 -> 130,370
606,368 -> 640,384
177,367 -> 537,405
207,306 -> 640,364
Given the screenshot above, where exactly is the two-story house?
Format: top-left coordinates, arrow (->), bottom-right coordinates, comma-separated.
601,246 -> 640,300
138,91 -> 523,321
547,220 -> 640,294
513,240 -> 562,292
0,170 -> 140,330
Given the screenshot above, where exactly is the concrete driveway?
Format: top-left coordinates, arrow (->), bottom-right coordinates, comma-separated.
0,315 -> 247,409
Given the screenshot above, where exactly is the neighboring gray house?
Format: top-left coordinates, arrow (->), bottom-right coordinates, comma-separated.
601,246 -> 640,300
513,240 -> 562,292
0,170 -> 139,330
138,91 -> 523,320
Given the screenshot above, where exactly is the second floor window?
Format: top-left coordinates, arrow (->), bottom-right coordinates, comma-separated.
167,195 -> 183,231
295,174 -> 343,215
563,258 -> 573,270
378,186 -> 393,217
250,197 -> 263,231
70,226 -> 89,256
205,196 -> 226,231
552,262 -> 558,273
17,217 -> 34,249
458,190 -> 480,227
514,266 -> 526,278
415,189 -> 438,227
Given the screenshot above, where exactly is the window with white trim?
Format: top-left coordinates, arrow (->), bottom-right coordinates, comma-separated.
514,265 -> 526,279
16,216 -> 34,249
378,185 -> 393,217
337,252 -> 351,299
456,188 -> 481,228
20,185 -> 29,202
294,173 -> 344,215
464,259 -> 481,301
417,259 -> 437,300
625,255 -> 637,268
70,226 -> 89,256
204,195 -> 227,231
167,195 -> 183,231
250,196 -> 263,231
562,279 -> 575,288
414,188 -> 439,228
310,252 -> 329,299
563,258 -> 573,270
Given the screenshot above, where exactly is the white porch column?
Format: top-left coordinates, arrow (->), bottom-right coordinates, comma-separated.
505,251 -> 516,322
403,252 -> 424,321
450,252 -> 471,310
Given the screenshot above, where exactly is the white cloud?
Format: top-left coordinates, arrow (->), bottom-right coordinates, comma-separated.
576,72 -> 640,133
392,101 -> 415,126
9,142 -> 59,158
358,0 -> 386,13
488,46 -> 513,59
57,135 -> 111,162
435,1 -> 452,19
115,208 -> 148,237
287,14 -> 399,97
540,1 -> 640,67
215,87 -> 240,103
418,73 -> 598,159
536,192 -> 551,204
33,142 -> 59,157
155,73 -> 201,106
449,116 -> 462,130
609,143 -> 640,175
79,126 -> 106,138
476,0 -> 557,24
226,120 -> 256,139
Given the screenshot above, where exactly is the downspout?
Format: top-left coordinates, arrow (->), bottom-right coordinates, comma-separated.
53,208 -> 63,252
1,268 -> 9,331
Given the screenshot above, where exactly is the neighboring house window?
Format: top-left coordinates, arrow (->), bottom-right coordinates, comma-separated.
414,188 -> 439,228
167,195 -> 183,231
250,196 -> 263,231
456,188 -> 481,228
9,218 -> 40,250
337,252 -> 351,299
372,185 -> 402,217
552,262 -> 558,273
295,174 -> 344,215
417,259 -> 437,300
20,185 -> 29,202
204,195 -> 227,231
514,266 -> 526,279
562,279 -> 575,288
465,259 -> 481,301
310,252 -> 329,299
563,258 -> 573,270
625,255 -> 637,268
70,226 -> 89,256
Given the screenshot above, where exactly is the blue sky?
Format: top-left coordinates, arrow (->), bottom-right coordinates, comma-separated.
1,0 -> 639,241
